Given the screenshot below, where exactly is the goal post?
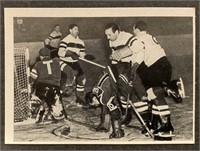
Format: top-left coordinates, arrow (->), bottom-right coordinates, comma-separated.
14,47 -> 31,122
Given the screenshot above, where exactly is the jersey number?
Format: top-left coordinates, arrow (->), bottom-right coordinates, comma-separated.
43,61 -> 52,75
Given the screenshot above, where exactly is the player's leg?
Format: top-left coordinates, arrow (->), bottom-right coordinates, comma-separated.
118,70 -> 150,131
70,62 -> 86,106
117,74 -> 133,126
34,82 -> 50,124
107,96 -> 125,139
164,78 -> 185,103
156,57 -> 184,103
35,104 -> 45,124
47,85 -> 66,123
92,73 -> 112,132
147,87 -> 174,135
60,63 -> 75,97
96,105 -> 111,132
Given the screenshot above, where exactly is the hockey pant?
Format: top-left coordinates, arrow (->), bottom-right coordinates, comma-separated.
35,82 -> 65,122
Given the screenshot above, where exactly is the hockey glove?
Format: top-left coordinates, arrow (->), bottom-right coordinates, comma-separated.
110,46 -> 132,62
65,50 -> 79,60
84,54 -> 96,61
131,62 -> 140,81
110,51 -> 122,62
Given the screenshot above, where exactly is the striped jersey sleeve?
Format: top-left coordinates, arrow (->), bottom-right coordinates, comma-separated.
59,40 -> 68,49
30,63 -> 38,79
48,31 -> 62,40
59,60 -> 73,73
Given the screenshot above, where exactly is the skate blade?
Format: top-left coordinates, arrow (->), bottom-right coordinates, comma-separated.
154,132 -> 175,141
154,133 -> 175,137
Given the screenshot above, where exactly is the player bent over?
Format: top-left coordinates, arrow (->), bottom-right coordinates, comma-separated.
30,48 -> 71,124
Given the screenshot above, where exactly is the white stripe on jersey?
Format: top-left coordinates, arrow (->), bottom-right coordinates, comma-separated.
30,71 -> 38,79
60,63 -> 66,71
59,34 -> 85,62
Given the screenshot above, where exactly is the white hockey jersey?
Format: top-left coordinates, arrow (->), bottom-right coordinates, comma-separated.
109,31 -> 145,64
136,31 -> 166,67
58,34 -> 85,62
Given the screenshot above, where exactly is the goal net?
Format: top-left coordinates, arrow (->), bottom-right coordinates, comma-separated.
14,47 -> 30,122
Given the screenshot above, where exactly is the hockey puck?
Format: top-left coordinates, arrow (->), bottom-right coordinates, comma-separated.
61,126 -> 70,135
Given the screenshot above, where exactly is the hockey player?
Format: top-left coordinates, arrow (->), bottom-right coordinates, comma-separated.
132,21 -> 184,136
58,24 -> 86,107
30,47 -> 71,124
92,72 -> 112,133
104,23 -> 149,138
44,24 -> 62,58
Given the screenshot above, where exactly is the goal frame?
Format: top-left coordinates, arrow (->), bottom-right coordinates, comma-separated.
14,47 -> 31,122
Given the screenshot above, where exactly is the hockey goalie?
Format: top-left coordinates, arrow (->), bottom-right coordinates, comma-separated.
30,48 -> 72,124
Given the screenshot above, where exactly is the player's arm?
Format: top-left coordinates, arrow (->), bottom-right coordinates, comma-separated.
58,40 -> 68,57
129,40 -> 145,81
110,46 -> 133,62
58,40 -> 79,60
44,32 -> 55,45
29,63 -> 38,92
110,36 -> 137,62
129,39 -> 145,54
79,42 -> 86,58
30,63 -> 38,81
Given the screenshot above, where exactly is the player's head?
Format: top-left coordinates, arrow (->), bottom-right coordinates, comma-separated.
39,47 -> 50,60
54,24 -> 60,32
133,21 -> 147,36
69,24 -> 79,38
105,23 -> 120,41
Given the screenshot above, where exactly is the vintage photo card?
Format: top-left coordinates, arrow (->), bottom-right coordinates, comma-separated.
1,0 -> 199,150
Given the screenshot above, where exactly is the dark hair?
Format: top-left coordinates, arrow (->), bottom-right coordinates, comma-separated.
105,23 -> 119,33
39,47 -> 50,57
135,21 -> 147,31
69,24 -> 78,30
54,24 -> 60,28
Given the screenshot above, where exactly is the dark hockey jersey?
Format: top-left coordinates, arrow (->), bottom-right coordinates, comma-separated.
31,58 -> 71,86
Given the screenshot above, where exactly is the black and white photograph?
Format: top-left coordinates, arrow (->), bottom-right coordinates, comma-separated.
1,2 -> 199,150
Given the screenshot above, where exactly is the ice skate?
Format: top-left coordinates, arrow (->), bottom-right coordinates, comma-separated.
109,120 -> 125,139
153,117 -> 175,141
96,114 -> 111,132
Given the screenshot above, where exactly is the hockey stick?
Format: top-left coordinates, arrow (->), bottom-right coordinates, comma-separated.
80,58 -> 152,136
79,57 -> 117,83
79,57 -> 106,69
127,94 -> 154,139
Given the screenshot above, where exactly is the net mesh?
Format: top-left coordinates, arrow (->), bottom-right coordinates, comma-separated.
14,48 -> 30,122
